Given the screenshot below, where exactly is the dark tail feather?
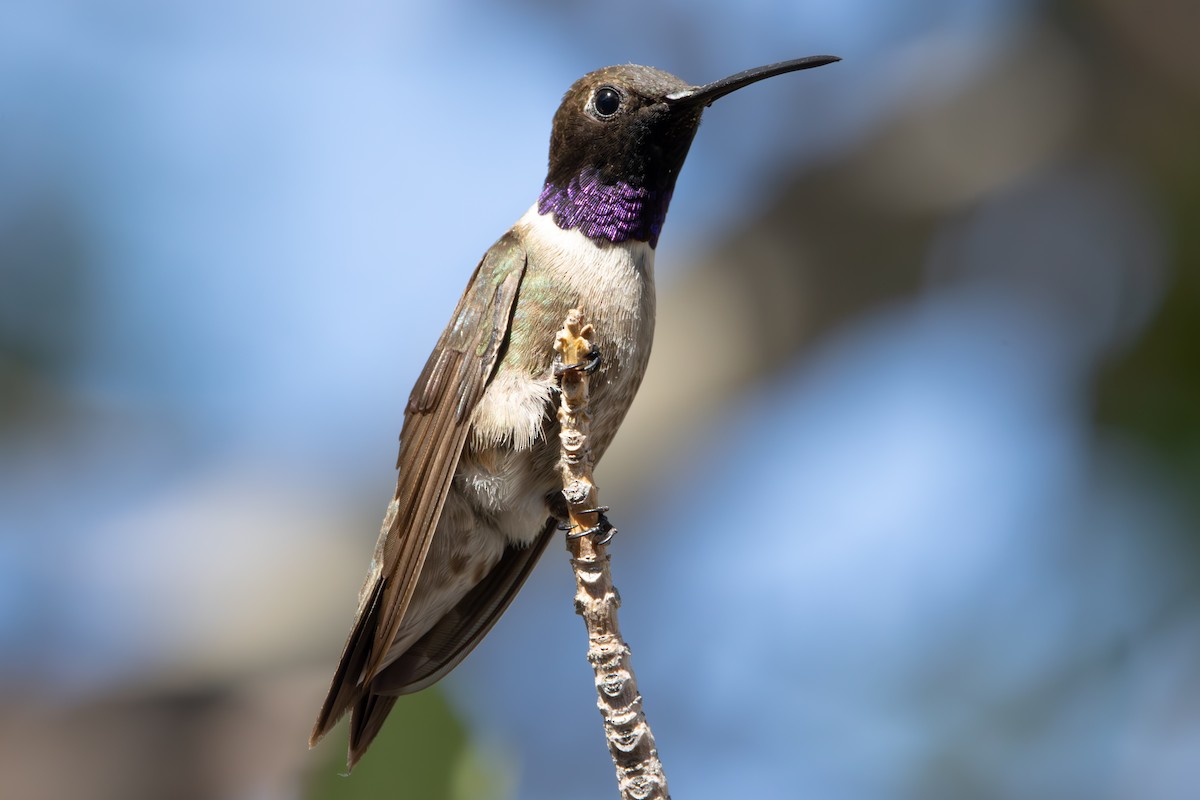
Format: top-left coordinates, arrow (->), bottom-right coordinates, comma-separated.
347,691 -> 399,769
315,519 -> 555,768
310,579 -> 386,748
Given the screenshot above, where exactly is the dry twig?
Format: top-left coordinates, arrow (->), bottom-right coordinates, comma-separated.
554,308 -> 670,800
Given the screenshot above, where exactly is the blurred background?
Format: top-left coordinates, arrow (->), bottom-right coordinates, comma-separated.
2,0 -> 1198,798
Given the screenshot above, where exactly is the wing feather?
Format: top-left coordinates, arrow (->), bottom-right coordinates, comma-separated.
370,517 -> 557,695
311,232 -> 528,749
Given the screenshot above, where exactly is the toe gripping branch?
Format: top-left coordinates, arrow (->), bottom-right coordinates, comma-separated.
558,507 -> 617,546
554,310 -> 615,547
553,343 -> 602,377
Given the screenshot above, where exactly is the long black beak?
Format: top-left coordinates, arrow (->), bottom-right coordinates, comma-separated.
665,55 -> 840,108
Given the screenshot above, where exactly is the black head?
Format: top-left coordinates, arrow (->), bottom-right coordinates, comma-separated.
545,64 -> 701,195
538,56 -> 839,246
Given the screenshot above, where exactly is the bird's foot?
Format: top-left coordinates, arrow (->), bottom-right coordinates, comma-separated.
553,343 -> 602,377
562,506 -> 616,546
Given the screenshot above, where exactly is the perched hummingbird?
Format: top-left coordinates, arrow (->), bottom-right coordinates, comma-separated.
310,55 -> 839,767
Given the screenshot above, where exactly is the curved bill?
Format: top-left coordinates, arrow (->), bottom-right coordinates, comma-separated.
665,55 -> 840,108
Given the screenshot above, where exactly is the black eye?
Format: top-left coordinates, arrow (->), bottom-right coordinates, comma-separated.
593,86 -> 621,117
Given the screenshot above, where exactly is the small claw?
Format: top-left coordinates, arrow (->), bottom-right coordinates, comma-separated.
553,344 -> 602,377
565,507 -> 617,545
581,344 -> 602,375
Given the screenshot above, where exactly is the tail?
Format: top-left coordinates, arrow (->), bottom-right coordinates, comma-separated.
309,579 -> 385,758
309,520 -> 556,769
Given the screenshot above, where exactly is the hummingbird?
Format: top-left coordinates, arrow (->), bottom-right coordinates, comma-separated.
310,55 -> 840,768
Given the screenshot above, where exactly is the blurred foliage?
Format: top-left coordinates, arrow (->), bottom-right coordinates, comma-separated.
306,688 -> 474,800
0,196 -> 87,426
0,196 -> 86,374
1097,160 -> 1200,479
1089,10 -> 1200,517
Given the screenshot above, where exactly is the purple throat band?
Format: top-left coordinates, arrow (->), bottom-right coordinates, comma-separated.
537,169 -> 671,247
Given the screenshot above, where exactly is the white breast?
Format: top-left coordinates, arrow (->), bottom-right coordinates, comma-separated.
468,204 -> 657,462
515,203 -> 655,300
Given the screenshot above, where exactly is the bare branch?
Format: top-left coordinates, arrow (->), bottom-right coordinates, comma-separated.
554,308 -> 670,800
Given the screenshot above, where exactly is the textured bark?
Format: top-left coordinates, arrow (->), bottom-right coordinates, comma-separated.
554,309 -> 670,800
